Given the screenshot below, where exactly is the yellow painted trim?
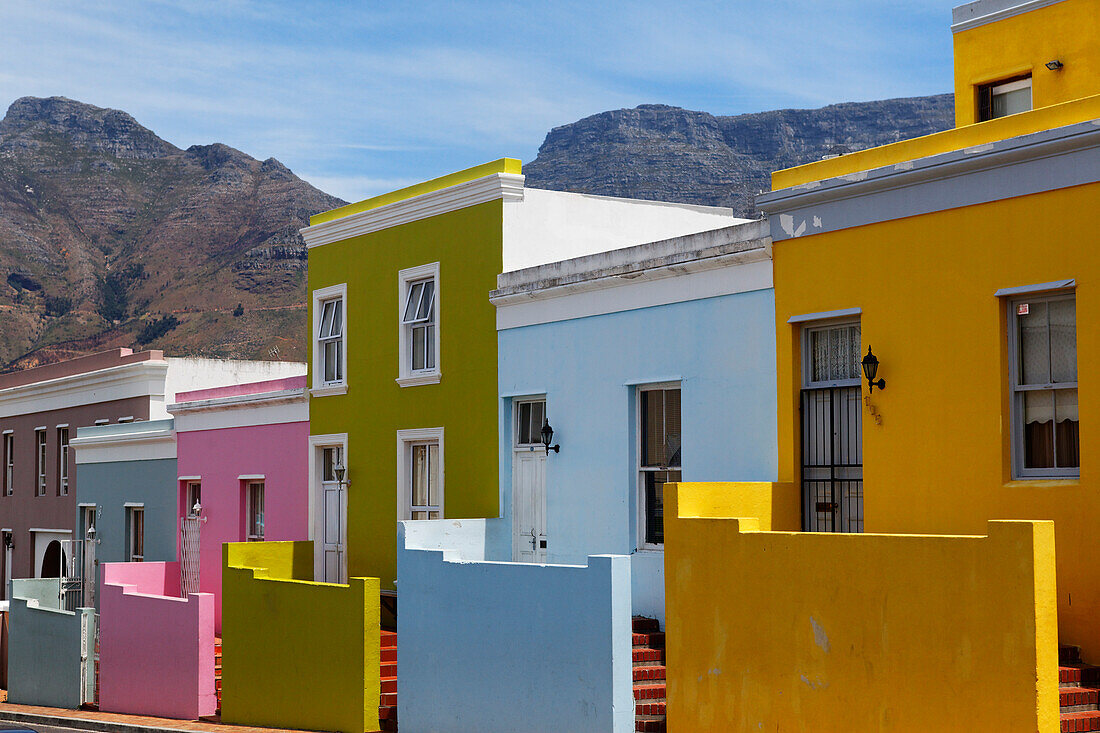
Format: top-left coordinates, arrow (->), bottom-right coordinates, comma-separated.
771,93 -> 1100,190
310,158 -> 523,226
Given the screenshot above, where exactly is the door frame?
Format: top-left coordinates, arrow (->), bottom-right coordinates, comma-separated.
309,433 -> 348,584
798,318 -> 864,533
511,397 -> 548,562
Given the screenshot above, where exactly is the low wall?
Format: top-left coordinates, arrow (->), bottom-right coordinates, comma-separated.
664,483 -> 1059,732
7,580 -> 92,708
99,562 -> 215,719
222,541 -> 380,733
398,521 -> 633,733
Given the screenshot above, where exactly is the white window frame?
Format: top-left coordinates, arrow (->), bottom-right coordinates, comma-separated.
801,319 -> 863,390
245,481 -> 265,541
3,432 -> 13,496
396,427 -> 444,520
80,505 -> 97,539
34,428 -> 47,497
636,382 -> 681,551
127,505 -> 145,562
514,398 -> 547,448
1007,290 -> 1079,479
396,263 -> 441,387
311,283 -> 348,397
57,426 -> 69,496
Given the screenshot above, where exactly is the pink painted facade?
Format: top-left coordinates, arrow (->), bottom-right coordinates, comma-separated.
170,376 -> 309,633
99,561 -> 216,720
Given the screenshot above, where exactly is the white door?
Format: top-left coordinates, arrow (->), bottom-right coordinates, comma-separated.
316,445 -> 347,583
512,399 -> 548,563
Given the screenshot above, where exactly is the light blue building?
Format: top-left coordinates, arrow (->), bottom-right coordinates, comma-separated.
396,218 -> 777,732
491,218 -> 777,622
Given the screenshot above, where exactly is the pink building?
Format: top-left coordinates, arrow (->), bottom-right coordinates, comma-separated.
168,375 -> 309,632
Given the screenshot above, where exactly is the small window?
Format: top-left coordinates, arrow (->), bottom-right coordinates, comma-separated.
3,434 -> 12,496
186,481 -> 202,517
246,482 -> 265,541
35,430 -> 47,497
317,297 -> 345,385
1010,293 -> 1078,477
979,75 -> 1032,122
322,446 -> 344,483
409,442 -> 441,520
515,399 -> 546,447
57,427 -> 69,496
127,507 -> 145,562
82,506 -> 97,539
804,322 -> 862,387
639,385 -> 682,547
403,278 -> 436,373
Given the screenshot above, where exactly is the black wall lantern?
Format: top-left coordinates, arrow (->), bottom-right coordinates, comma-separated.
540,418 -> 560,455
3,533 -> 12,550
861,346 -> 886,393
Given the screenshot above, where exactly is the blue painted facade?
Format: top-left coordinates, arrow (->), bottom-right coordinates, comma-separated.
397,520 -> 633,733
72,420 -> 178,573
497,288 -> 778,620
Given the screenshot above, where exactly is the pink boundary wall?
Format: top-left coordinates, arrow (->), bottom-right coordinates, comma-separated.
99,562 -> 216,720
176,417 -> 309,633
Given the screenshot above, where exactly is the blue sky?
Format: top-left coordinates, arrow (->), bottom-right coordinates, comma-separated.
1,1 -> 954,203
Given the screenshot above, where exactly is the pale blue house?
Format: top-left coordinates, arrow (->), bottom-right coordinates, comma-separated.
396,218 -> 777,733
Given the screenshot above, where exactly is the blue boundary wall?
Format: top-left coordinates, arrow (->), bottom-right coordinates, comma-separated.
7,579 -> 94,708
398,521 -> 633,733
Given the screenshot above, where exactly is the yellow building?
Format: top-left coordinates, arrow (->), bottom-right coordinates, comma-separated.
757,0 -> 1100,663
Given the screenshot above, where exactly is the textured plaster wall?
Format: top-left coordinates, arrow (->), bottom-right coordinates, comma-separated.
664,484 -> 1059,732
397,522 -> 633,733
176,420 -> 308,632
497,288 -> 778,621
221,541 -> 380,733
98,561 -> 215,720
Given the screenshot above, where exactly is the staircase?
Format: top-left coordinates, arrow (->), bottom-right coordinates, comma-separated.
633,617 -> 666,733
380,629 -> 398,732
1062,644 -> 1100,731
214,637 -> 223,714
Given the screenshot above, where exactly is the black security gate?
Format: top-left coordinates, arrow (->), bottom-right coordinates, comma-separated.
801,386 -> 863,532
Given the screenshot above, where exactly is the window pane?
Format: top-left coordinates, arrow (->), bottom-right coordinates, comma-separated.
334,341 -> 343,381
428,443 -> 440,506
1023,390 -> 1055,469
1018,301 -> 1050,384
319,300 -> 334,338
324,341 -> 339,382
1055,389 -> 1080,468
412,511 -> 427,520
330,299 -> 343,337
643,391 -> 665,467
645,470 -> 680,545
323,447 -> 342,483
531,401 -> 545,445
811,330 -> 828,382
1050,299 -> 1077,383
993,86 -> 1031,118
411,325 -> 425,370
428,511 -> 440,520
425,325 -> 435,370
412,445 -> 428,506
665,389 -> 682,468
416,280 -> 435,321
403,282 -> 424,323
518,402 -> 532,444
810,325 -> 860,382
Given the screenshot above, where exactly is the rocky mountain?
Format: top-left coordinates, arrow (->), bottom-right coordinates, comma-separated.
523,95 -> 955,216
0,96 -> 344,368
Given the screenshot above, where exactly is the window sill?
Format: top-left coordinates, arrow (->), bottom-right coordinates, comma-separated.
634,546 -> 664,555
1003,478 -> 1080,489
310,384 -> 348,397
396,372 -> 441,388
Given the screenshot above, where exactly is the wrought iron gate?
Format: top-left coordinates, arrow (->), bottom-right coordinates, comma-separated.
180,514 -> 201,595
801,386 -> 864,533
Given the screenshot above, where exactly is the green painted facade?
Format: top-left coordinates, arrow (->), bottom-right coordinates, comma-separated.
307,164 -> 508,588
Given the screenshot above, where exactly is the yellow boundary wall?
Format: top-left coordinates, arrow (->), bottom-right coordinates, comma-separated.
665,483 -> 1059,732
222,542 -> 380,733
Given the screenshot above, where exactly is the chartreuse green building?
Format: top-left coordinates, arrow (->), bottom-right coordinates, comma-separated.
299,158 -> 736,590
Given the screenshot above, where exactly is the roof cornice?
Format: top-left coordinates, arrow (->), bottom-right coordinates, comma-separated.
951,0 -> 1067,33
167,387 -> 307,415
300,173 -> 525,248
0,361 -> 168,419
